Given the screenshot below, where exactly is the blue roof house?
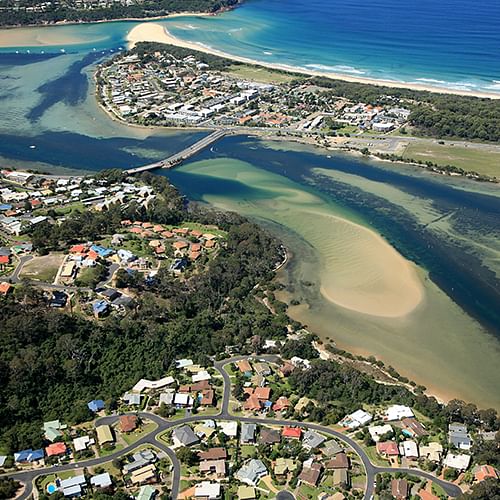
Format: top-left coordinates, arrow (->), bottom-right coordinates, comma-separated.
14,449 -> 44,463
88,399 -> 105,412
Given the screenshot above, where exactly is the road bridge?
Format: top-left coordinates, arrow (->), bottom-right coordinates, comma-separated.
125,129 -> 227,175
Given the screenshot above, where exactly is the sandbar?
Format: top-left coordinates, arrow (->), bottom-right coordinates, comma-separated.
126,22 -> 500,99
0,26 -> 91,47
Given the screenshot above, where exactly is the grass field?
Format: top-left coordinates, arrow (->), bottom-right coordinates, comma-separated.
402,142 -> 500,177
121,422 -> 158,446
225,64 -> 301,84
20,254 -> 64,282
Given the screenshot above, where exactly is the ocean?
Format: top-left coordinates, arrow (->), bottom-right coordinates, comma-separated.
1,0 -> 500,93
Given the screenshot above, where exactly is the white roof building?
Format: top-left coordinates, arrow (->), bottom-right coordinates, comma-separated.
399,440 -> 419,459
173,393 -> 193,406
444,453 -> 471,470
339,409 -> 373,429
91,472 -> 112,488
192,370 -> 211,383
385,405 -> 414,421
73,435 -> 94,452
132,376 -> 176,393
219,421 -> 238,437
368,424 -> 393,442
194,481 -> 221,499
176,359 -> 194,369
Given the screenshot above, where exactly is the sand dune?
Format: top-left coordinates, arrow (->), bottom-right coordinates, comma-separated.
127,22 -> 500,99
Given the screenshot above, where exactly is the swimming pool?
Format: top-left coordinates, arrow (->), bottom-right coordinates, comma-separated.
46,483 -> 57,494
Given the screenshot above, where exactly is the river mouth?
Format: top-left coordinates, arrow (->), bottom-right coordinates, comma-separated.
166,149 -> 500,409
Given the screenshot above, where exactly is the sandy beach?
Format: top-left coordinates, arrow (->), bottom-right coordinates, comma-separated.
0,26 -> 94,47
127,22 -> 500,99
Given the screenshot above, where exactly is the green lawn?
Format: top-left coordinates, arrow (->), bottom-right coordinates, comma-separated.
224,64 -> 301,84
402,142 -> 500,177
99,443 -> 124,457
240,445 -> 257,458
364,445 -> 389,467
121,422 -> 158,445
20,254 -> 64,282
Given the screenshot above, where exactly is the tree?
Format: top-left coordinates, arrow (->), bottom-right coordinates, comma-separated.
175,447 -> 198,466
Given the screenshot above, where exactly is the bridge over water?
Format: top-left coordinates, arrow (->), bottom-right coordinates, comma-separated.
125,129 -> 227,175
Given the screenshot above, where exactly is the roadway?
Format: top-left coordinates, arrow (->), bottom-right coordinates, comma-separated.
125,129 -> 228,175
2,355 -> 463,500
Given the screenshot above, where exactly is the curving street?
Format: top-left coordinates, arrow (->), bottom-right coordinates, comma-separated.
2,355 -> 463,500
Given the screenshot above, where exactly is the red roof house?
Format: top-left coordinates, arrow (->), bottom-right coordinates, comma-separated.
282,426 -> 302,439
377,441 -> 400,457
120,415 -> 138,433
272,396 -> 290,412
46,442 -> 67,457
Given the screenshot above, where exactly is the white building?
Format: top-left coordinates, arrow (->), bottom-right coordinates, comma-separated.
385,405 -> 414,421
339,409 -> 373,429
444,453 -> 471,470
368,424 -> 393,442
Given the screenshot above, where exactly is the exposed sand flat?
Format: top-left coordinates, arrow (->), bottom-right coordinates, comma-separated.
183,158 -> 423,318
127,22 -> 500,99
311,211 -> 423,317
0,26 -> 92,47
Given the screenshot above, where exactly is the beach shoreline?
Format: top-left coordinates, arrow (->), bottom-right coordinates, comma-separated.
126,22 -> 500,100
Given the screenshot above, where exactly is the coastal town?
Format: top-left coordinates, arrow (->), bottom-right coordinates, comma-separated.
0,348 -> 498,500
97,51 -> 410,135
0,168 -> 498,500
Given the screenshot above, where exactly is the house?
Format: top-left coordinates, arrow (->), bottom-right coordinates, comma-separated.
45,442 -> 67,457
123,392 -> 141,406
120,415 -> 138,433
91,472 -> 112,489
274,457 -> 296,476
243,395 -> 261,412
240,423 -> 256,444
159,391 -> 175,406
172,425 -> 199,447
0,282 -> 12,295
88,399 -> 105,412
322,440 -> 344,457
174,393 -> 194,407
419,442 -> 443,462
333,468 -> 349,487
339,409 -> 372,429
449,423 -> 472,450
92,299 -> 109,318
137,485 -> 156,500
219,421 -> 238,437
401,418 -> 428,438
259,428 -> 281,445
385,405 -> 414,421
199,448 -> 227,461
368,424 -> 393,442
253,362 -> 271,376
130,464 -> 157,484
122,450 -> 157,474
253,387 -> 271,401
236,360 -> 252,375
279,361 -> 295,377
325,452 -> 349,470
376,441 -> 399,458
302,430 -> 326,450
237,486 -> 256,500
199,459 -> 226,478
194,481 -> 221,499
49,291 -> 68,308
282,426 -> 302,439
444,453 -> 471,470
299,461 -> 323,487
235,459 -> 267,485
391,478 -> 408,499
176,358 -> 194,369
192,370 -> 211,383
399,440 -> 419,459
44,420 -> 66,442
474,464 -> 499,482
132,376 -> 175,392
200,389 -> 215,406
272,396 -> 290,412
14,449 -> 44,463
96,425 -> 114,445
60,475 -> 87,497
73,435 -> 94,452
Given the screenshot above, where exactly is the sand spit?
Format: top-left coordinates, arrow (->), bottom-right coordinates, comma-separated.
126,22 -> 500,99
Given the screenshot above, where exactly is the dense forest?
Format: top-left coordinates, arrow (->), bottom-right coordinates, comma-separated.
0,0 -> 239,26
0,171 -> 288,452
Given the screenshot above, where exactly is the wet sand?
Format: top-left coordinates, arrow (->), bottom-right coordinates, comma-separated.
127,22 -> 500,99
171,157 -> 500,409
0,26 -> 93,47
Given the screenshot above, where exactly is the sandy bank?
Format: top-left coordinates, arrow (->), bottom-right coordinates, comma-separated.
126,23 -> 500,99
0,26 -> 92,47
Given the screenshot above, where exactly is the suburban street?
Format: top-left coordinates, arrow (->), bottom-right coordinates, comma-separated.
2,355 -> 463,500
